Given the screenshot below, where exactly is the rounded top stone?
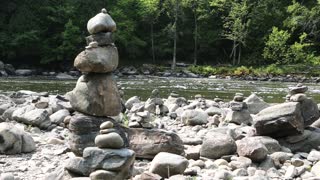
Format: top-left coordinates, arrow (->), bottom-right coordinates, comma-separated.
100,121 -> 114,129
87,8 -> 116,34
101,8 -> 107,13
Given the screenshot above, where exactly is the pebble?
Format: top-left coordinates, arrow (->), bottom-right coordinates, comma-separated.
100,121 -> 114,129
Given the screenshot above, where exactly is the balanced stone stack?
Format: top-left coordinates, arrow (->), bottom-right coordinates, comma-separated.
67,8 -> 122,155
66,122 -> 135,179
68,8 -> 121,116
224,93 -> 252,125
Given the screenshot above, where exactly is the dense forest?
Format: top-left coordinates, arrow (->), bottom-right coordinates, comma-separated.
0,0 -> 319,70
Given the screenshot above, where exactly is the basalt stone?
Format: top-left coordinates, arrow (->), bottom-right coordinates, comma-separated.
65,147 -> 135,177
87,8 -> 116,34
253,102 -> 304,138
68,74 -> 121,117
74,46 -> 118,73
86,32 -> 114,46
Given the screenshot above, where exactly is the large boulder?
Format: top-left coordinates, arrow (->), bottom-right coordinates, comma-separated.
253,102 -> 304,138
68,113 -> 127,156
299,98 -> 320,126
74,46 -> 118,73
236,137 -> 268,162
244,93 -> 270,114
0,122 -> 35,154
65,147 -> 135,177
125,128 -> 184,159
87,8 -> 116,34
200,132 -> 236,159
68,73 -> 121,117
181,109 -> 208,126
149,152 -> 188,178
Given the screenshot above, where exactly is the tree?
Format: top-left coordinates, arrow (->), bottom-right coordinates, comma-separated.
138,0 -> 163,63
222,0 -> 251,65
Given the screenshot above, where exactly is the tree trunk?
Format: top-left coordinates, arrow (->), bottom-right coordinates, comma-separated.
151,23 -> 155,63
232,40 -> 236,66
193,10 -> 198,65
171,0 -> 178,70
238,44 -> 241,65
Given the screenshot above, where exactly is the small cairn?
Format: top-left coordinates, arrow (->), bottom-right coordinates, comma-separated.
66,121 -> 135,179
224,93 -> 252,125
287,83 -> 319,126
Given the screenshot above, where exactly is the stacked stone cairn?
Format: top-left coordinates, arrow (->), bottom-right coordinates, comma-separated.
65,8 -> 135,179
224,93 -> 252,125
125,89 -> 169,128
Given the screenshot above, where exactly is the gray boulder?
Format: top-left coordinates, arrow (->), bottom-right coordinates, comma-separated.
200,132 -> 236,159
0,122 -> 35,154
68,74 -> 121,117
149,152 -> 188,178
205,106 -> 223,116
65,147 -> 135,177
299,98 -> 320,126
87,8 -> 116,34
12,106 -> 51,129
244,93 -> 270,114
125,128 -> 184,159
249,136 -> 281,154
236,137 -> 268,162
181,109 -> 208,126
253,102 -> 304,138
74,46 -> 118,73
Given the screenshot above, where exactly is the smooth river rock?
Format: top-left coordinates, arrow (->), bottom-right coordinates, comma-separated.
74,46 -> 118,73
95,133 -> 124,149
68,73 -> 121,117
87,8 -> 116,34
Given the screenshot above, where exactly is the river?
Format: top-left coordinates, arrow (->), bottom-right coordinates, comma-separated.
1,76 -> 320,103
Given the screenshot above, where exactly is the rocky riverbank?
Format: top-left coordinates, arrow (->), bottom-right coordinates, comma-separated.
1,83 -> 320,179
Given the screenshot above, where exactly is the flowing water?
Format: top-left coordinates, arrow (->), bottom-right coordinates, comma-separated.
1,76 -> 320,103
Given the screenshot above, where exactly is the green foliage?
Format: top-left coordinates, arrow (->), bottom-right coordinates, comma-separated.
1,0 -> 320,69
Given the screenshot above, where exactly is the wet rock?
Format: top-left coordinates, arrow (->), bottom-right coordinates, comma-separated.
87,8 -> 116,34
253,102 -> 304,138
0,122 -> 35,154
149,152 -> 188,178
74,46 -> 118,73
125,128 -> 184,159
68,74 -> 121,117
200,132 -> 236,159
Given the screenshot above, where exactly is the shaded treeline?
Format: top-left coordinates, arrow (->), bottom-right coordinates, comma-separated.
0,0 -> 319,70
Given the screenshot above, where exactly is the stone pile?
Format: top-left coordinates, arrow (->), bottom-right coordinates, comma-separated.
65,8 -> 135,178
224,93 -> 252,125
125,89 -> 169,128
66,121 -> 135,179
66,8 -> 123,155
